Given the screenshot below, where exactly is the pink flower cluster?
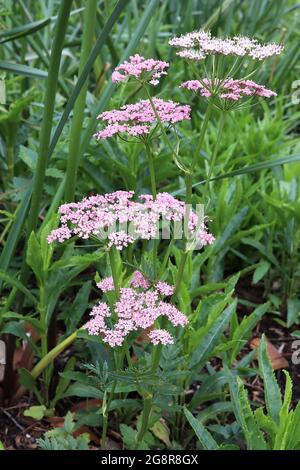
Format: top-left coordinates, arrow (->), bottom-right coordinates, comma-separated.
131,270 -> 150,289
180,78 -> 277,101
94,98 -> 191,140
97,272 -> 174,296
112,54 -> 169,86
84,282 -> 187,347
47,191 -> 214,251
148,329 -> 174,345
169,30 -> 283,61
96,276 -> 114,292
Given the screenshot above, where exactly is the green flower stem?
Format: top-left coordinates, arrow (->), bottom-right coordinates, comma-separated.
174,100 -> 214,296
144,140 -> 157,199
108,247 -> 120,297
143,139 -> 158,278
191,98 -> 214,171
143,86 -> 177,160
101,346 -> 126,449
7,145 -> 14,181
101,380 -> 117,449
134,315 -> 168,449
14,329 -> 79,401
203,111 -> 226,203
174,250 -> 189,296
39,284 -> 49,404
64,0 -> 97,202
135,392 -> 153,448
31,330 -> 78,379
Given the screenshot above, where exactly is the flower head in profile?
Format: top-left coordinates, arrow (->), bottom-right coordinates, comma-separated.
169,30 -> 283,61
112,54 -> 169,86
84,281 -> 187,348
47,191 -> 214,251
180,78 -> 277,105
94,98 -> 191,140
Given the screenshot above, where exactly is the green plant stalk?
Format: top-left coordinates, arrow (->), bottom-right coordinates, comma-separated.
64,0 -> 97,202
174,99 -> 214,296
101,380 -> 117,449
14,330 -> 79,401
203,111 -> 226,203
109,247 -> 120,297
39,283 -> 49,404
143,85 -> 177,160
148,307 -> 168,377
135,392 -> 153,448
101,346 -> 126,449
143,139 -> 158,277
7,145 -> 14,181
135,318 -> 168,448
144,140 -> 157,199
191,98 -> 214,171
32,330 -> 78,379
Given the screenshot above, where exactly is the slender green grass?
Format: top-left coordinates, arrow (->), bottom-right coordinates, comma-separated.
64,0 -> 97,202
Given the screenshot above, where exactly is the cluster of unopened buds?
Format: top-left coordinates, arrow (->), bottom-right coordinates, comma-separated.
169,30 -> 283,61
84,272 -> 187,347
47,191 -> 215,250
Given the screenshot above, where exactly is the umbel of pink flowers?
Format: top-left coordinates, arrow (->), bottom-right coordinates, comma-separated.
180,78 -> 277,101
169,30 -> 283,61
84,272 -> 187,348
47,191 -> 214,250
94,98 -> 191,140
112,54 -> 169,86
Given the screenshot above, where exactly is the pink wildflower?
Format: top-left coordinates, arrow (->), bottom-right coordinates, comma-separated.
108,231 -> 135,250
169,30 -> 283,61
94,98 -> 191,140
47,191 -> 214,251
47,226 -> 72,244
180,78 -> 276,101
131,271 -> 150,289
112,54 -> 169,86
96,276 -> 114,293
148,329 -> 174,345
84,284 -> 188,348
156,281 -> 174,296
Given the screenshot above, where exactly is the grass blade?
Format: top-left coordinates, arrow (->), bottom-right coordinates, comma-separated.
0,61 -> 47,78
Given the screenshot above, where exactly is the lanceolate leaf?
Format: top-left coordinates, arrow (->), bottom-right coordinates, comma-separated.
191,299 -> 237,368
184,407 -> 219,450
230,302 -> 270,364
258,335 -> 282,425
